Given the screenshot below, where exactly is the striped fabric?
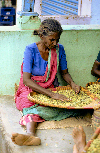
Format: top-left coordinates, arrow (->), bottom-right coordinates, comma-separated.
41,0 -> 78,15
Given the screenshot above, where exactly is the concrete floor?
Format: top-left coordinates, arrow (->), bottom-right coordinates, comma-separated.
0,95 -> 94,153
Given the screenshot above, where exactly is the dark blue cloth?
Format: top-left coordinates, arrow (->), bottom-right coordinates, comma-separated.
23,43 -> 67,76
98,79 -> 100,82
96,51 -> 100,62
96,51 -> 100,81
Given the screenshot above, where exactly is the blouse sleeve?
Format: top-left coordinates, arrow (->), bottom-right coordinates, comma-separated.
59,44 -> 67,70
96,51 -> 100,62
23,45 -> 34,73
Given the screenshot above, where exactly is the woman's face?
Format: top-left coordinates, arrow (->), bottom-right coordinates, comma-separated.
42,32 -> 60,50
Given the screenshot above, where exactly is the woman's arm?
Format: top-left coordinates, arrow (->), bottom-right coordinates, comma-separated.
61,69 -> 74,85
23,72 -> 69,101
91,60 -> 100,77
23,72 -> 53,97
62,69 -> 80,94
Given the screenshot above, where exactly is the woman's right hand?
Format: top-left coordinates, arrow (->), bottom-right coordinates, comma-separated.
50,92 -> 70,101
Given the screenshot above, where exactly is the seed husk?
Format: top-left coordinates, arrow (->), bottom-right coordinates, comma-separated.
31,89 -> 93,107
87,84 -> 100,99
87,138 -> 100,153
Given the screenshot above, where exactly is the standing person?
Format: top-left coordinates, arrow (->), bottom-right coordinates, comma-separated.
91,51 -> 100,81
11,18 -> 81,146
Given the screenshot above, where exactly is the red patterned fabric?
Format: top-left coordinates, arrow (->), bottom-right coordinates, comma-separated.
19,114 -> 45,125
15,47 -> 58,123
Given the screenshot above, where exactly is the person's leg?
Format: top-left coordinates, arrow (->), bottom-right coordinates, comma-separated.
73,144 -> 79,153
11,121 -> 41,146
72,126 -> 86,153
26,121 -> 37,135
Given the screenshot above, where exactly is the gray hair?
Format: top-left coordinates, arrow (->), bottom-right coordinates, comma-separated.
33,18 -> 63,37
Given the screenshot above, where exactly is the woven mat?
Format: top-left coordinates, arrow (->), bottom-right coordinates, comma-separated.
37,113 -> 92,129
21,113 -> 92,130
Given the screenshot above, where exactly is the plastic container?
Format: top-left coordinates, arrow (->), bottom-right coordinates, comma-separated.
0,20 -> 13,25
0,15 -> 13,22
92,109 -> 100,131
0,7 -> 15,15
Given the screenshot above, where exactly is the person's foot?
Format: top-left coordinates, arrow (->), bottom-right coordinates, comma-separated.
72,126 -> 86,153
11,133 -> 41,146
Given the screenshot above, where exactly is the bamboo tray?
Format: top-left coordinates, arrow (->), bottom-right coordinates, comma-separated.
82,126 -> 100,153
27,85 -> 100,109
86,81 -> 100,100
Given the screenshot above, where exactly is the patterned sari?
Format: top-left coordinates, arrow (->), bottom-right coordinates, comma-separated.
15,45 -> 60,124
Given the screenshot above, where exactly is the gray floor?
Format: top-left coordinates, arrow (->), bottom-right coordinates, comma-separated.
33,126 -> 93,153
0,95 -> 94,153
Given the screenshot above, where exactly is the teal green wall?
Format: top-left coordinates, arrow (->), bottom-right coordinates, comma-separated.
0,29 -> 100,95
60,30 -> 100,86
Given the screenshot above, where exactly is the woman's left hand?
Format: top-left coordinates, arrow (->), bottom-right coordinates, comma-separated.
71,82 -> 80,94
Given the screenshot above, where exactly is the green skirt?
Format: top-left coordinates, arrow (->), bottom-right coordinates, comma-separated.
23,104 -> 91,121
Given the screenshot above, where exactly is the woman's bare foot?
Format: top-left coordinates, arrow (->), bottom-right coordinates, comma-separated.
72,126 -> 86,153
11,133 -> 41,146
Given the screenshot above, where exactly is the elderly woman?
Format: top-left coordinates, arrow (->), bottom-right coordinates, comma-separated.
11,19 -> 81,146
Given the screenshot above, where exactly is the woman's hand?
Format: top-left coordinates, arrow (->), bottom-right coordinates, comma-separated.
50,92 -> 69,101
71,82 -> 80,94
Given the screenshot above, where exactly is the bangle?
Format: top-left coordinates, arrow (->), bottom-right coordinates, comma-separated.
82,150 -> 87,153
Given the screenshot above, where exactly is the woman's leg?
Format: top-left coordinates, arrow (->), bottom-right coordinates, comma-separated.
26,121 -> 37,135
11,121 -> 41,146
